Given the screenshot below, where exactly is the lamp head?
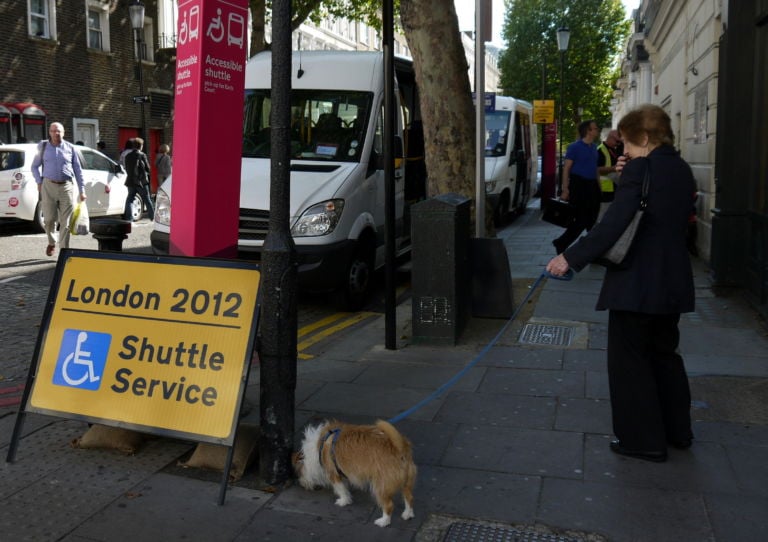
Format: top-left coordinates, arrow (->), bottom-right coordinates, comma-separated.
557,27 -> 571,52
129,0 -> 145,31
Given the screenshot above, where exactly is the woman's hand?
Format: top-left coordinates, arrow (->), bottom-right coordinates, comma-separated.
546,254 -> 570,277
615,154 -> 629,174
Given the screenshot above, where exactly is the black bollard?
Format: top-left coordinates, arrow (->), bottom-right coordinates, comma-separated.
90,219 -> 132,251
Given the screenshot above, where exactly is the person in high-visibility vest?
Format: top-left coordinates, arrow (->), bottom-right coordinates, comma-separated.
597,129 -> 624,202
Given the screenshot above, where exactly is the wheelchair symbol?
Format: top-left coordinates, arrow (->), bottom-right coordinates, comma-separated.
62,332 -> 99,386
206,8 -> 225,43
53,329 -> 111,391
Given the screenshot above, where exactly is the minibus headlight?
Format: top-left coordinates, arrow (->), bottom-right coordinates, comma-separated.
291,199 -> 344,237
154,188 -> 171,226
485,181 -> 497,193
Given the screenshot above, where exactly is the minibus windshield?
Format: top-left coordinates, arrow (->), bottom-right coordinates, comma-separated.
242,89 -> 372,162
485,110 -> 511,157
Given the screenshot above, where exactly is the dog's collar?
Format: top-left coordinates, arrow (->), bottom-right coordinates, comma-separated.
320,428 -> 347,479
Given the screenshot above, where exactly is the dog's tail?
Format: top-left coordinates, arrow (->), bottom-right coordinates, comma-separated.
375,420 -> 411,455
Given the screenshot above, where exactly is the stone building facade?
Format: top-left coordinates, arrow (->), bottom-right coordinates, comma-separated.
611,0 -> 768,314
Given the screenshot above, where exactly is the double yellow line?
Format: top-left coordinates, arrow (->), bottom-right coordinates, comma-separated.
297,311 -> 378,359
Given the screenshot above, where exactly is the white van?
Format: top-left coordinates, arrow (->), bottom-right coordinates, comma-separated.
481,95 -> 538,225
152,51 -> 427,308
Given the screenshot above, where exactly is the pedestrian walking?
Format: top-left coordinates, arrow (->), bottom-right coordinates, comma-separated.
123,137 -> 155,222
155,143 -> 172,184
119,138 -> 134,167
552,120 -> 602,254
30,122 -> 87,257
546,104 -> 696,462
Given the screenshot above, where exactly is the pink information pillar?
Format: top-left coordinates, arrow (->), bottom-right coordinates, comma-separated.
171,0 -> 248,257
540,123 -> 557,201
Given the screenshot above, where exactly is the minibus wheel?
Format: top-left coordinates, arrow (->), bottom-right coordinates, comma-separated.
494,191 -> 510,227
338,236 -> 375,310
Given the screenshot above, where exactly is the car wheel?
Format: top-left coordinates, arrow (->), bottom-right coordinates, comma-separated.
337,237 -> 375,311
32,201 -> 45,233
129,193 -> 144,221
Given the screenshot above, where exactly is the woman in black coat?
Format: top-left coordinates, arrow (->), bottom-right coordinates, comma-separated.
546,104 -> 695,462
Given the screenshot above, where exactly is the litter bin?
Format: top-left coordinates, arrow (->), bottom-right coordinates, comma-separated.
411,193 -> 471,345
90,219 -> 131,251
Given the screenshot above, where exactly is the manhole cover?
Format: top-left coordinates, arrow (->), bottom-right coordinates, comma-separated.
443,521 -> 588,542
519,323 -> 572,346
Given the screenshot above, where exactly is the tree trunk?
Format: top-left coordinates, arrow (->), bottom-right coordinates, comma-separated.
400,0 -> 475,202
249,0 -> 267,56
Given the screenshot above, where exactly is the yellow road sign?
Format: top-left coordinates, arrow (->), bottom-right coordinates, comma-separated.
534,100 -> 555,124
27,250 -> 260,445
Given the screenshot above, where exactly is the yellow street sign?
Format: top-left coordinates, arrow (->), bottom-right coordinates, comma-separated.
534,100 -> 555,124
27,250 -> 260,445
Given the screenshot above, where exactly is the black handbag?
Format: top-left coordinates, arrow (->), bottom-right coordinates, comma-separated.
541,198 -> 575,228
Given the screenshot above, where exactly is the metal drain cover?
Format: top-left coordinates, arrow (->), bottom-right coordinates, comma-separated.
443,521 -> 588,542
519,323 -> 573,346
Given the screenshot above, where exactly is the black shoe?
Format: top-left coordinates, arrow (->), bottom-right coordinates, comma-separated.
609,440 -> 667,462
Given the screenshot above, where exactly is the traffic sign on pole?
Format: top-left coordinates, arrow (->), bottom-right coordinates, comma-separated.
534,100 -> 555,124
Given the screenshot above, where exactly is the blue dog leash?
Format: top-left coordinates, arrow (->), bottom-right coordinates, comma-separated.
387,269 -> 574,425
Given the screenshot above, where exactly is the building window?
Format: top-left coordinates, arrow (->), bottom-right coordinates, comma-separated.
29,0 -> 56,39
158,0 -> 178,49
134,17 -> 156,62
359,22 -> 369,45
87,2 -> 111,52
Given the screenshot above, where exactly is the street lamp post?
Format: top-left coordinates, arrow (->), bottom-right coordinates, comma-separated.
556,27 -> 570,194
129,0 -> 146,142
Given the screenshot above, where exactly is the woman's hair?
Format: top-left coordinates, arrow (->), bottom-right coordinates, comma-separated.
159,144 -> 170,153
618,104 -> 675,147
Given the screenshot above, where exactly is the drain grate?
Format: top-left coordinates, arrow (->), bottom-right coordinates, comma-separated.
443,521 -> 588,542
519,323 -> 573,346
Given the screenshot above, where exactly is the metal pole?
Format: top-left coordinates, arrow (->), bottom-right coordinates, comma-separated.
474,0 -> 486,237
383,0 -> 396,350
259,0 -> 297,485
557,50 -> 564,194
136,28 -> 146,142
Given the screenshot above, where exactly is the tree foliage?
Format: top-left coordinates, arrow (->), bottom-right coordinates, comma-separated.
498,0 -> 630,141
248,0 -> 385,55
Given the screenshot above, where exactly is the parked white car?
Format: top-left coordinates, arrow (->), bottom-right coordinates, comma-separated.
0,143 -> 143,230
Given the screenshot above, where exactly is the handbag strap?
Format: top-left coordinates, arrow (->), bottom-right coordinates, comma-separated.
639,162 -> 650,210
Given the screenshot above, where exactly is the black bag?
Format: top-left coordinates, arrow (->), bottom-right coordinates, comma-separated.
541,198 -> 575,228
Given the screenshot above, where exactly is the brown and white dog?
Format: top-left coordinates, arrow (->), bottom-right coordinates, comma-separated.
292,419 -> 417,527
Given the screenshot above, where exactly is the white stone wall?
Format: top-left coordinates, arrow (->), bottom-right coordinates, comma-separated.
614,0 -> 727,262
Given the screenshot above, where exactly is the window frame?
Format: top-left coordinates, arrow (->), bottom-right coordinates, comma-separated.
134,16 -> 156,63
86,1 -> 111,52
28,0 -> 57,40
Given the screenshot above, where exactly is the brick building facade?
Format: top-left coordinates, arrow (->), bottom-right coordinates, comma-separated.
0,1 -> 175,188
